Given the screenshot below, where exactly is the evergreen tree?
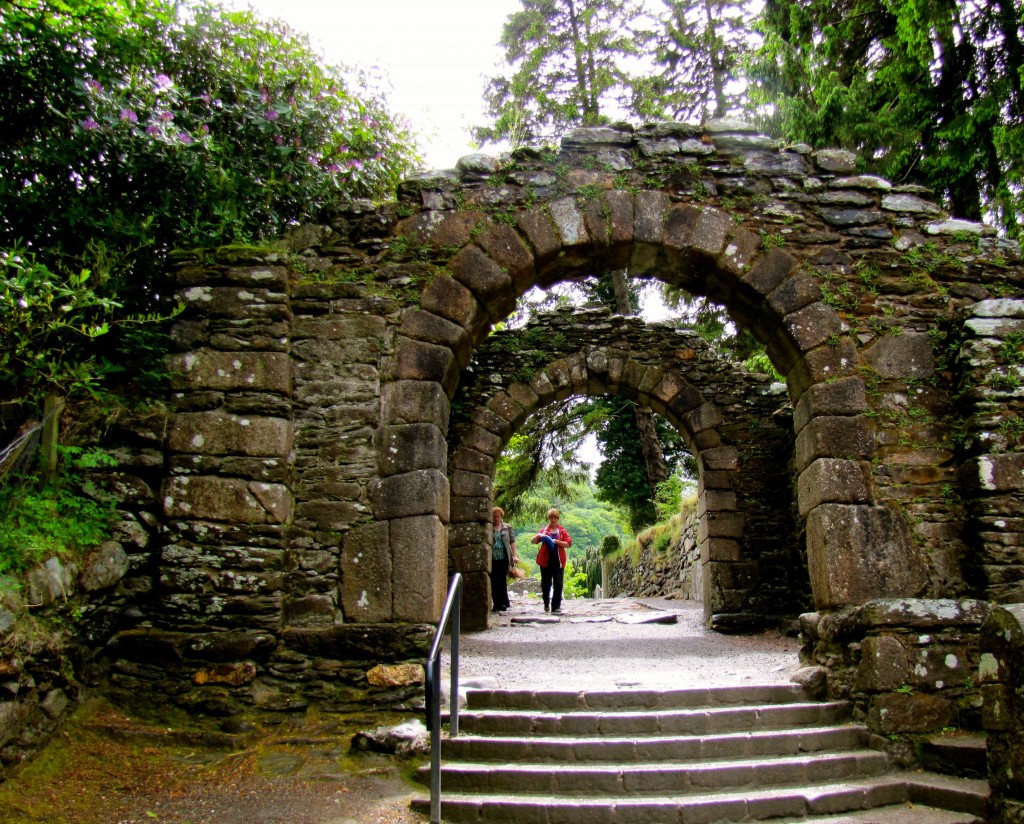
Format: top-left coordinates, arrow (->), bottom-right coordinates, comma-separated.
635,0 -> 756,121
475,0 -> 647,146
748,0 -> 1024,236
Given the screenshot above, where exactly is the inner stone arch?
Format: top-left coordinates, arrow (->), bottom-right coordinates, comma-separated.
447,307 -> 802,630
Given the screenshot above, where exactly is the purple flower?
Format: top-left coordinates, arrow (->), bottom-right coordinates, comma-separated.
85,79 -> 103,93
154,73 -> 172,90
119,108 -> 138,123
160,111 -> 174,123
265,109 -> 279,122
80,117 -> 100,131
201,93 -> 212,104
177,132 -> 193,145
260,90 -> 270,104
199,124 -> 210,135
273,135 -> 284,145
326,163 -> 341,173
146,124 -> 160,136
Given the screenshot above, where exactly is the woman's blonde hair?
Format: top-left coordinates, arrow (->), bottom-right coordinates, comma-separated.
492,506 -> 504,518
546,508 -> 560,519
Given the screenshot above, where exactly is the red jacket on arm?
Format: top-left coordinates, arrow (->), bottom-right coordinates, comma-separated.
535,525 -> 571,568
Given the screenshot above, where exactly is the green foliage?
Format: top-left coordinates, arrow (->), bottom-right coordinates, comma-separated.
593,397 -> 692,532
653,473 -> 697,522
634,0 -> 755,121
475,0 -> 647,146
0,0 -> 418,411
562,560 -> 590,598
0,448 -> 117,580
747,0 -> 1024,237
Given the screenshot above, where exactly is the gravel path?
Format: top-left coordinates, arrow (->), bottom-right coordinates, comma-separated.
455,595 -> 803,692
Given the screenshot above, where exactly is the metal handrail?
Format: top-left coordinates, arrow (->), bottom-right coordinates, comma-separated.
424,572 -> 462,824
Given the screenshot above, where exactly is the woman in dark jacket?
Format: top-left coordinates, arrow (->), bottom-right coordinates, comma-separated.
490,507 -> 518,612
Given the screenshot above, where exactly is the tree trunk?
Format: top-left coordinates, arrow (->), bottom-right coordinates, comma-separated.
610,269 -> 669,491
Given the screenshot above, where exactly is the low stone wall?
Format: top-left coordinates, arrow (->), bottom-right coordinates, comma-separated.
605,508 -> 701,602
0,422 -> 163,779
800,598 -> 988,767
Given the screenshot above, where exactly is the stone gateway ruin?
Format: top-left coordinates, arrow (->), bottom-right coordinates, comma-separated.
8,120 -> 1024,817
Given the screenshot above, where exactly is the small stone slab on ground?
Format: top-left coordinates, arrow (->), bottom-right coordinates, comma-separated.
567,615 -> 614,624
614,612 -> 678,625
511,615 -> 561,625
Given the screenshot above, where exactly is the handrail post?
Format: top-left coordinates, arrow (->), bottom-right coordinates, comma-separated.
450,583 -> 460,738
425,572 -> 462,824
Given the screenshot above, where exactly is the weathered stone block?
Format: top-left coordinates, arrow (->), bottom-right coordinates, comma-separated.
449,245 -> 515,321
79,541 -> 129,592
341,521 -> 392,623
168,412 -> 292,457
370,469 -> 450,523
606,190 -> 634,245
717,228 -> 762,277
450,469 -> 490,498
793,377 -> 869,433
966,453 -> 1024,493
741,248 -> 798,298
516,208 -> 561,268
391,515 -> 447,622
163,476 -> 292,524
548,197 -> 589,248
684,402 -> 724,434
474,223 -> 535,292
867,692 -> 953,734
392,337 -> 459,397
382,379 -> 450,428
783,302 -> 843,353
634,191 -> 669,244
699,446 -> 739,472
377,423 -> 447,477
399,309 -> 470,357
419,274 -> 487,333
798,459 -> 871,516
855,635 -> 910,692
796,415 -> 873,471
864,332 -> 935,379
170,349 -> 291,393
806,504 -> 927,609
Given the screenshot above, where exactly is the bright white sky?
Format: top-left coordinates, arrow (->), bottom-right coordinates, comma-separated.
233,0 -> 522,169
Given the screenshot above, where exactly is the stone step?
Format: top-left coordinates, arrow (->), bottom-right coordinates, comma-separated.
919,733 -> 988,780
458,700 -> 851,737
412,774 -> 912,823
777,803 -> 984,824
464,683 -> 813,711
423,749 -> 889,796
905,771 -> 991,818
441,723 -> 868,762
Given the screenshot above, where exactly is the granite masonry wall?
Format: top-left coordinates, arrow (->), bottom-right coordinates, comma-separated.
4,120 -> 1024,796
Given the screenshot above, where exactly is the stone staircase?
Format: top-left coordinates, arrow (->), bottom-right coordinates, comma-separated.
412,684 -> 990,823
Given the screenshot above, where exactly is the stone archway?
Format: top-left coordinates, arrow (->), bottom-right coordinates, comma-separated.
446,307 -> 800,629
151,120 -> 1022,719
